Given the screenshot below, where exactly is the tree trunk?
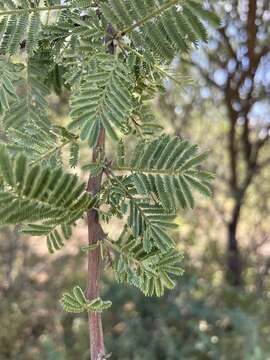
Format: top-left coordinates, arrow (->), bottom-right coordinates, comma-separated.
226,204 -> 242,286
227,223 -> 242,286
86,128 -> 106,360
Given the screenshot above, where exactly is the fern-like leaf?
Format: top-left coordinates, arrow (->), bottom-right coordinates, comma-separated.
0,1 -> 42,55
114,134 -> 213,210
69,54 -> 134,146
113,228 -> 184,297
61,286 -> 112,313
1,56 -> 50,130
0,146 -> 93,238
102,0 -> 220,61
128,201 -> 177,253
0,59 -> 22,111
21,223 -> 73,254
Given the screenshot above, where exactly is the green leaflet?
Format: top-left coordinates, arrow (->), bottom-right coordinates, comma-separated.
102,0 -> 220,62
69,141 -> 80,168
113,226 -> 184,296
26,12 -> 41,55
69,54 -> 134,146
60,286 -> 112,313
128,201 -> 177,253
115,135 -> 213,210
0,1 -> 42,55
6,125 -> 78,166
103,132 -> 213,296
21,223 -> 73,254
0,144 -> 15,186
0,59 -> 22,112
1,56 -> 50,133
0,147 -> 92,253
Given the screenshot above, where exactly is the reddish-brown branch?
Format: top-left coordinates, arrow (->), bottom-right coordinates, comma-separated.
85,21 -> 116,359
86,128 -> 106,360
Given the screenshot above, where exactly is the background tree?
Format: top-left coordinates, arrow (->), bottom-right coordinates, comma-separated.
159,0 -> 270,286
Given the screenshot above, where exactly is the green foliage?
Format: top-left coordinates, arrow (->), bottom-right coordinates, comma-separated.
1,224 -> 270,360
1,56 -> 50,131
0,145 -> 93,252
69,141 -> 80,168
69,54 -> 134,145
6,125 -> 78,166
112,226 -> 184,296
93,134 -> 213,297
61,286 -> 112,313
22,223 -> 74,254
128,202 -> 178,253
0,0 -> 217,337
0,59 -> 22,112
119,134 -> 213,210
102,0 -> 219,61
0,1 -> 42,55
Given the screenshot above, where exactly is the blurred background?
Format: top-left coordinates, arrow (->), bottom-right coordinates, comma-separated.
1,1 -> 270,359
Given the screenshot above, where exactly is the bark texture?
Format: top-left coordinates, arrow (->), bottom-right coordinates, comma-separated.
86,128 -> 106,360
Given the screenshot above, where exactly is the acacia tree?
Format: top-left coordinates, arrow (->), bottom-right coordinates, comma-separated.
0,1 -> 218,359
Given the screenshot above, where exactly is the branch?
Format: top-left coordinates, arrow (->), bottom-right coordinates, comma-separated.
242,115 -> 252,165
224,87 -> 239,191
218,26 -> 236,61
235,4 -> 269,169
85,23 -> 117,360
86,128 -> 106,360
247,0 -> 258,63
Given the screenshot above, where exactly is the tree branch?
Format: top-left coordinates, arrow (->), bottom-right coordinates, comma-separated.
86,128 -> 106,360
247,0 -> 258,63
218,26 -> 237,61
224,86 -> 239,191
85,22 -> 117,360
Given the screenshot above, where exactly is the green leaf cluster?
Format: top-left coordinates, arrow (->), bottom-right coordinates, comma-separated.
102,0 -> 219,61
0,0 -> 42,55
0,0 -> 217,311
0,145 -> 93,252
112,227 -> 184,297
0,59 -> 22,112
69,54 -> 134,145
61,286 -> 112,313
126,134 -> 213,210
